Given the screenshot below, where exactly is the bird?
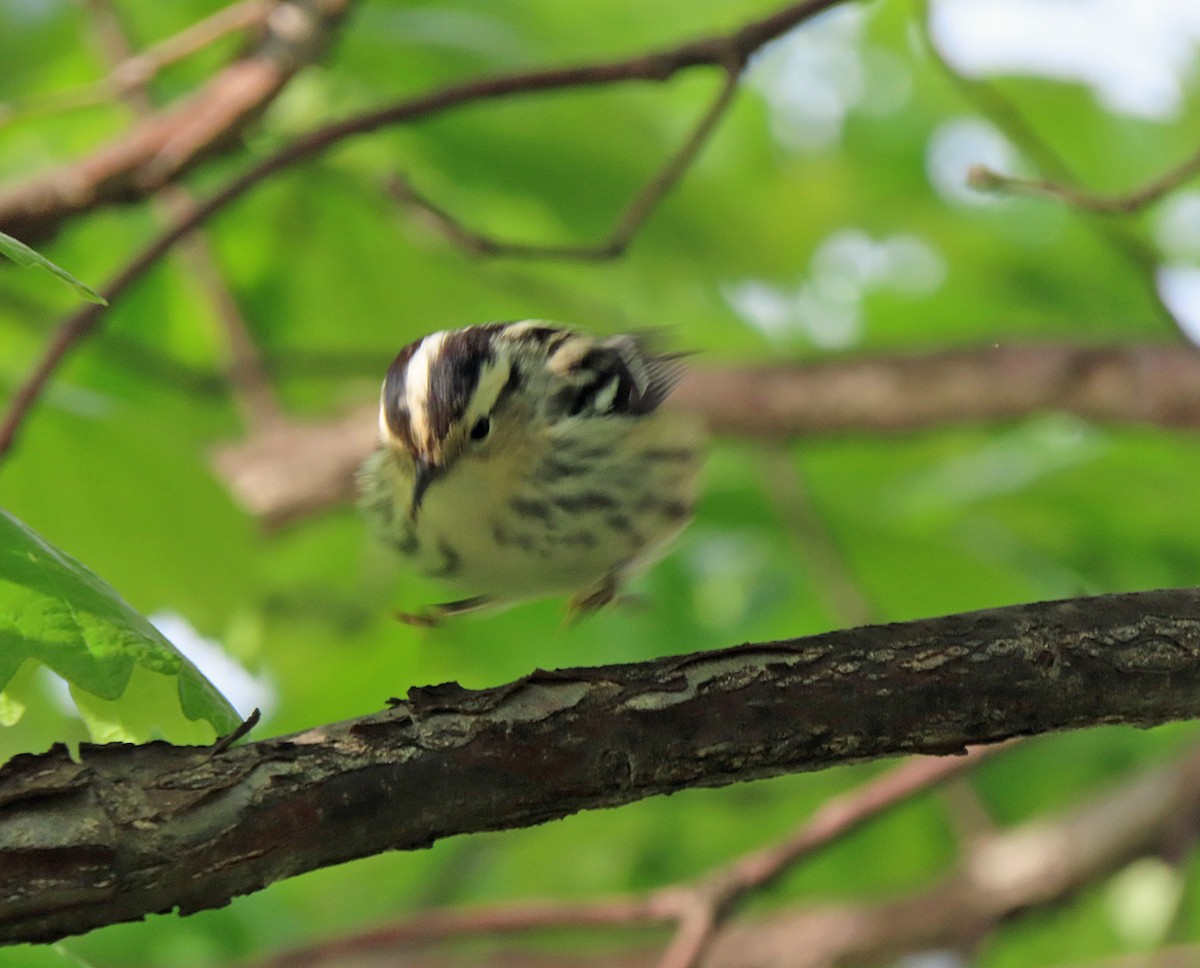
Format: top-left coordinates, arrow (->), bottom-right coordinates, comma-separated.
358,320 -> 702,624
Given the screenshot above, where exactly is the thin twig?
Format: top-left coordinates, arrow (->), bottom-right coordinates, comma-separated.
0,0 -> 849,462
255,898 -> 677,968
656,907 -> 719,968
387,61 -> 742,260
653,745 -> 1005,968
0,0 -> 274,128
208,707 -> 262,757
969,149 -> 1200,213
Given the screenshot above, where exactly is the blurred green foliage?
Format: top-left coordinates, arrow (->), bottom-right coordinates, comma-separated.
2,0 -> 1200,965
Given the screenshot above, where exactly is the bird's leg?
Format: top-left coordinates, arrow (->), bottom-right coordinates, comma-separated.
395,595 -> 495,627
565,571 -> 622,624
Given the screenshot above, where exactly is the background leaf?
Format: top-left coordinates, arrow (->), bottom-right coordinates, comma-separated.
0,231 -> 106,305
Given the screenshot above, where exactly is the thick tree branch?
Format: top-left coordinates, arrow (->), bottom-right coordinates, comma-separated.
5,587 -> 1200,945
210,341 -> 1200,526
250,741 -> 1200,968
257,748 -> 1000,968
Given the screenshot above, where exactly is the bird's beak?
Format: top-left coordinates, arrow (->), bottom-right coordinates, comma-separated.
410,458 -> 440,517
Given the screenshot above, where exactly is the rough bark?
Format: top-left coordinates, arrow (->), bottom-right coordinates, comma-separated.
5,588 -> 1200,945
256,746 -> 1200,968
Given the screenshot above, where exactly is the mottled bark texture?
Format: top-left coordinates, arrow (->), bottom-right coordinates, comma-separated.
4,588 -> 1200,944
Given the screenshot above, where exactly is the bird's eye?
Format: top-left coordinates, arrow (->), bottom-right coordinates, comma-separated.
469,416 -> 491,442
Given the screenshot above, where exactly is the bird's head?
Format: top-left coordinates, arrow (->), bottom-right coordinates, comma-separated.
378,326 -> 518,516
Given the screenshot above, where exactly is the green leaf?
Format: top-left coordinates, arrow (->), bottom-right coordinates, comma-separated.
0,509 -> 239,742
0,658 -> 37,727
0,230 -> 107,305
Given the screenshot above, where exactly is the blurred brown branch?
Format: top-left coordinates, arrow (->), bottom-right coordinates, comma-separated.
0,0 -> 351,246
652,745 -> 1005,968
83,0 -> 284,431
212,341 -> 1200,527
704,744 -> 1200,968
0,0 -> 275,128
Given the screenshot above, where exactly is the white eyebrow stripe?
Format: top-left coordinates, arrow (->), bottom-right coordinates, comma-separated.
378,389 -> 391,441
405,330 -> 447,448
472,352 -> 512,415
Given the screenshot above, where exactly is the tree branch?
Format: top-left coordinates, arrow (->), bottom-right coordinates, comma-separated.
5,587 -> 1200,945
651,745 -> 1004,968
385,59 -> 742,261
248,741 -> 1200,968
700,744 -> 1200,968
83,0 -> 285,431
0,0 -> 351,246
0,0 -> 276,129
209,341 -> 1200,526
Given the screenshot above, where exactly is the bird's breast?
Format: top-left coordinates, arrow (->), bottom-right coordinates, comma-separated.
403,416 -> 698,599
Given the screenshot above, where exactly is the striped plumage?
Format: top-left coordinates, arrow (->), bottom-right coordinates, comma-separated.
359,321 -> 702,622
